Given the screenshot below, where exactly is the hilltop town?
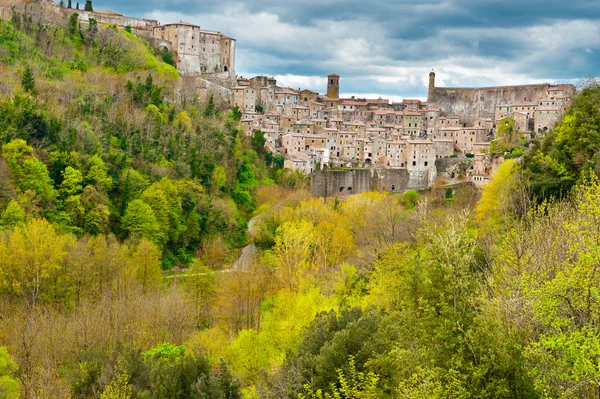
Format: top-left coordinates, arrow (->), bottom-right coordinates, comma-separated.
1,0 -> 578,192
234,73 -> 575,192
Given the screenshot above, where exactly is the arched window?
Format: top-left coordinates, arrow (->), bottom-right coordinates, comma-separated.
224,66 -> 228,72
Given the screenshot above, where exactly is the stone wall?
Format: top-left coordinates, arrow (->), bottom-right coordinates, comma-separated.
378,169 -> 410,192
63,9 -> 158,33
428,84 -> 549,123
311,167 -> 432,197
177,76 -> 232,107
311,169 -> 371,197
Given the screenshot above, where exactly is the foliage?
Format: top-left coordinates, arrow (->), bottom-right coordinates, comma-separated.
0,347 -> 20,399
523,82 -> 600,199
20,65 -> 35,93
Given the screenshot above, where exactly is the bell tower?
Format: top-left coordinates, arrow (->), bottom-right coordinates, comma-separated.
327,74 -> 340,99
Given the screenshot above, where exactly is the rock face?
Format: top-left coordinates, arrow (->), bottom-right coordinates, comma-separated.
428,84 -> 550,124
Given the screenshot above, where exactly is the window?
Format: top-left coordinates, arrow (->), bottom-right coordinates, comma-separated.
412,161 -> 416,166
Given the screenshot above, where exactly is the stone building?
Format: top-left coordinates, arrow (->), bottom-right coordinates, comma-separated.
152,22 -> 235,78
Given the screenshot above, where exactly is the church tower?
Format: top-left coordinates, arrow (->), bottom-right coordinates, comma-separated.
327,74 -> 340,99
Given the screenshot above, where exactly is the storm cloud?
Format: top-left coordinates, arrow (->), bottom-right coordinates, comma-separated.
94,0 -> 600,100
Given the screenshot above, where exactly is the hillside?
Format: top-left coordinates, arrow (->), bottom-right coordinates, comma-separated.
3,4 -> 600,399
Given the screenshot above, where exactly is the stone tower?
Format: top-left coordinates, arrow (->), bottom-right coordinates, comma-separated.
428,70 -> 435,101
429,70 -> 435,88
327,74 -> 340,99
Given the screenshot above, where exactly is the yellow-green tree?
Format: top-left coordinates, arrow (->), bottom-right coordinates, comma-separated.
0,218 -> 67,305
273,220 -> 315,290
475,159 -> 517,232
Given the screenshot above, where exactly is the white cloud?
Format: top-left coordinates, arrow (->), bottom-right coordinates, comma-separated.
143,5 -> 598,98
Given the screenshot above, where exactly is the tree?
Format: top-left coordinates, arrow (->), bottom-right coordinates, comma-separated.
0,200 -> 26,228
475,159 -> 518,232
84,0 -> 93,11
204,94 -> 217,117
60,166 -> 83,198
99,359 -> 132,399
21,65 -> 35,94
68,12 -> 79,35
494,117 -> 520,153
84,155 -> 113,192
522,177 -> 600,397
121,199 -> 164,244
211,165 -> 227,192
2,139 -> 57,204
273,220 -> 315,290
0,347 -> 20,399
59,0 -> 65,7
67,0 -> 72,8
128,239 -> 162,292
299,356 -> 380,399
0,218 -> 67,305
76,3 -> 79,10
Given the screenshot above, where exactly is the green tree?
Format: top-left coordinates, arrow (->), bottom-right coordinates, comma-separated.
67,0 -> 72,8
0,347 -> 20,399
2,139 -> 57,204
204,94 -> 217,117
299,356 -> 380,399
68,12 -> 79,35
60,166 -> 83,198
523,177 -> 600,397
211,165 -> 227,191
140,177 -> 184,244
21,65 -> 35,93
84,155 -> 113,192
0,200 -> 26,228
84,0 -> 93,11
121,199 -> 164,244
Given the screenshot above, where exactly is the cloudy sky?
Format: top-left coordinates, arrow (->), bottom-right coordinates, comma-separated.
98,0 -> 598,101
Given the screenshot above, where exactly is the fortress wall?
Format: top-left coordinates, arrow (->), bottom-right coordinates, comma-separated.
379,169 -> 410,192
63,9 -> 158,32
311,168 -> 429,197
428,84 -> 549,123
311,169 -> 371,197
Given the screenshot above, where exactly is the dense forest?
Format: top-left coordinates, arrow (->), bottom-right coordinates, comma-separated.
3,4 -> 600,399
